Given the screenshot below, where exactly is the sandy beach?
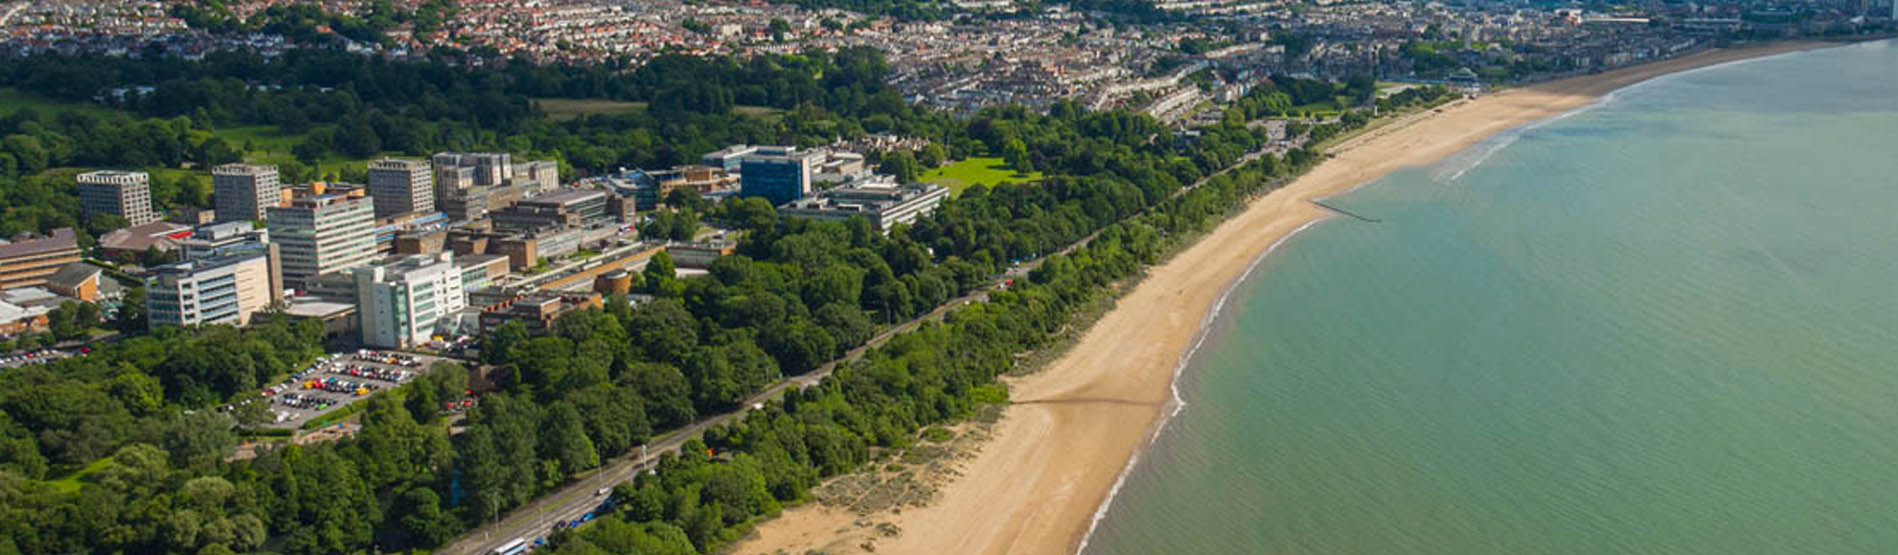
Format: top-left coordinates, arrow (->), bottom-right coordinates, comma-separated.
736,40 -> 1835,555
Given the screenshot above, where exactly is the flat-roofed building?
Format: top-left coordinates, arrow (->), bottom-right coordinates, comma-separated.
433,164 -> 484,220
267,195 -> 376,290
739,146 -> 822,206
179,221 -> 271,260
491,189 -> 622,233
354,252 -> 466,348
512,160 -> 560,193
702,144 -> 758,172
213,164 -> 282,223
0,298 -> 51,335
456,253 -> 511,292
667,239 -> 736,269
368,158 -> 435,219
778,177 -> 949,233
0,228 -> 81,291
431,152 -> 512,187
146,252 -> 280,329
478,291 -> 602,336
77,170 -> 157,226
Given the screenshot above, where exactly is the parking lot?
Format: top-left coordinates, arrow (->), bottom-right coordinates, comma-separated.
261,349 -> 458,429
0,347 -> 81,369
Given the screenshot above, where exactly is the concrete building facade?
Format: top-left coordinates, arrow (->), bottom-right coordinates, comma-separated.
368,158 -> 435,219
146,252 -> 280,329
77,170 -> 157,226
778,178 -> 950,232
267,195 -> 376,290
213,164 -> 282,223
354,252 -> 466,348
0,229 -> 81,291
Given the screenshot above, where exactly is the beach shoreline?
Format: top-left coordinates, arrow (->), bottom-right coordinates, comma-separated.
735,40 -> 1839,555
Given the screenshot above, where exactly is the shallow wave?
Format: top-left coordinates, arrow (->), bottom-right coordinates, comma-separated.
1073,216 -> 1327,555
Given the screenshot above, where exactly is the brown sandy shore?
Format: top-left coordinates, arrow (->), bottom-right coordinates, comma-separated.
736,40 -> 1838,555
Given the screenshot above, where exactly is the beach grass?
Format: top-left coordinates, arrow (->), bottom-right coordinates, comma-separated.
921,156 -> 1044,195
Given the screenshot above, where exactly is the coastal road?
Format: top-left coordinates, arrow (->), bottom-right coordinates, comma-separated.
442,274 -> 999,554
443,138 -> 1300,554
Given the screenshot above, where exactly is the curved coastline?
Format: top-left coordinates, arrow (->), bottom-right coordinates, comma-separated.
734,39 -> 1842,555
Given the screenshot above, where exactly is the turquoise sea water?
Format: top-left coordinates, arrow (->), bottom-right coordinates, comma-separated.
1084,41 -> 1898,554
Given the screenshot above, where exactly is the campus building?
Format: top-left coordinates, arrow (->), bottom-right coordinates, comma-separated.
368,158 -> 435,219
701,144 -> 758,173
490,189 -> 627,233
76,170 -> 157,226
267,195 -> 376,290
778,178 -> 950,233
145,252 -> 280,329
739,146 -> 822,206
0,228 -> 81,291
212,163 -> 282,223
514,159 -> 561,194
431,152 -> 512,187
179,221 -> 272,260
477,291 -> 601,336
353,252 -> 466,349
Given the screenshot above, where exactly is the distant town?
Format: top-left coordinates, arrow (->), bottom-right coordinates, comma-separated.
4,0 -> 1892,120
0,1 -> 1888,554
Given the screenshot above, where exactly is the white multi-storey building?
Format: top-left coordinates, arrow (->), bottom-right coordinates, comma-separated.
145,252 -> 279,329
354,252 -> 466,348
266,195 -> 376,290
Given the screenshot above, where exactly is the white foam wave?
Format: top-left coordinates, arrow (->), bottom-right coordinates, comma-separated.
1073,216 -> 1328,555
1070,49 -> 1822,553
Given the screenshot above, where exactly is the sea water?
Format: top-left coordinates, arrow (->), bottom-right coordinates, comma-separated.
1084,40 -> 1898,554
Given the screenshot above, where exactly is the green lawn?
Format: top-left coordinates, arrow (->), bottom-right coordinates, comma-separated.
535,98 -> 648,121
41,456 -> 114,494
535,98 -> 784,122
921,156 -> 1043,196
0,88 -> 119,118
205,125 -> 370,176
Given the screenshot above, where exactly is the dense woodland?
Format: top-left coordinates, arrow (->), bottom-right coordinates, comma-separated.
0,45 -> 1451,553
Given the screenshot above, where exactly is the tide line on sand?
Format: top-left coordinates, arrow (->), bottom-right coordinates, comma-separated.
732,40 -> 1842,555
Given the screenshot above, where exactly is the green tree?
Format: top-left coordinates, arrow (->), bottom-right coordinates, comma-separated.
1001,137 -> 1033,174
539,402 -> 598,476
917,143 -> 947,168
624,299 -> 698,365
643,251 -> 681,297
879,150 -> 919,183
484,320 -> 530,364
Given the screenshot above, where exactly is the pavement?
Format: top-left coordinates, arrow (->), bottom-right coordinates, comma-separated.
260,350 -> 459,430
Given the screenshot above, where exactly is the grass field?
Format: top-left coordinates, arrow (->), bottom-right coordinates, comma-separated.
0,88 -> 118,119
42,456 -> 114,494
731,105 -> 786,119
535,98 -> 649,121
207,125 -> 377,178
535,97 -> 786,122
921,156 -> 1044,195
